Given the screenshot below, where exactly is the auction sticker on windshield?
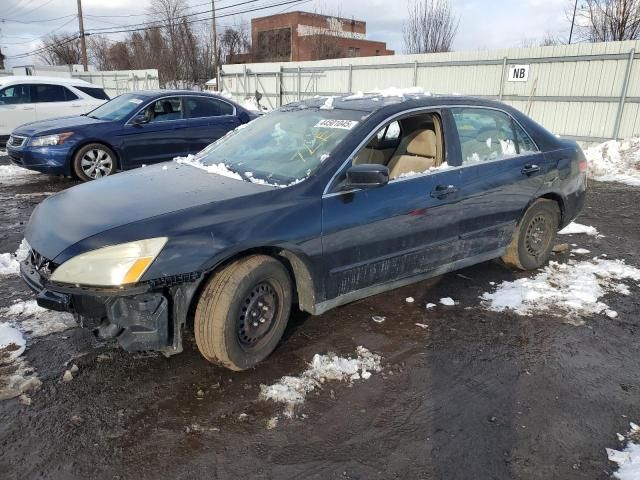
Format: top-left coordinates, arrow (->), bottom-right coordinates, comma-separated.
314,119 -> 359,130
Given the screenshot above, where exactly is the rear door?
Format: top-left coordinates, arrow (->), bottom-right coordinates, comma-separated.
119,96 -> 188,167
450,107 -> 549,255
321,110 -> 463,301
33,84 -> 82,120
0,83 -> 37,135
183,96 -> 241,153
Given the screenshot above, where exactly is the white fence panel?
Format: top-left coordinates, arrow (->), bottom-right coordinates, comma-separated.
221,40 -> 640,142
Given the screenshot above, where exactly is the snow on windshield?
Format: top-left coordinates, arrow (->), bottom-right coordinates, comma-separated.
176,109 -> 362,187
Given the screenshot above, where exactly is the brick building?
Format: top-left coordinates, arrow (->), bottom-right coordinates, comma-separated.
250,11 -> 394,63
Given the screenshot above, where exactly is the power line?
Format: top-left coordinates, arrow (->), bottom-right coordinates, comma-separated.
0,13 -> 77,24
86,0 -> 274,34
6,0 -> 308,61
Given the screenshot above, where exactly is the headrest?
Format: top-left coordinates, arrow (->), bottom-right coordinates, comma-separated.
406,130 -> 437,158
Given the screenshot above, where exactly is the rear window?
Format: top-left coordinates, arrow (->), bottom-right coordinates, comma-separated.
35,84 -> 78,103
74,86 -> 110,100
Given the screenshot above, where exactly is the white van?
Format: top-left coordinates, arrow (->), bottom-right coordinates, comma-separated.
0,76 -> 109,143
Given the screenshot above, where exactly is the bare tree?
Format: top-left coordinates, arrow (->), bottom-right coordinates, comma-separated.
38,33 -> 82,66
219,26 -> 251,64
574,0 -> 640,42
403,0 -> 459,54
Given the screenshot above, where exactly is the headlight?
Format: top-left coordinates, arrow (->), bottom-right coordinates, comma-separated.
50,238 -> 168,287
30,132 -> 74,147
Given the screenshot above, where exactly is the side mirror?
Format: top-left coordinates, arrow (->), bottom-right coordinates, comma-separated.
345,164 -> 389,189
131,114 -> 149,126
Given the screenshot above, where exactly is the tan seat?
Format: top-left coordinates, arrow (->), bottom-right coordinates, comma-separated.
388,130 -> 438,179
353,147 -> 386,165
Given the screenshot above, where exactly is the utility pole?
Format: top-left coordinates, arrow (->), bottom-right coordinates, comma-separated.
77,0 -> 88,71
211,0 -> 218,90
568,0 -> 578,45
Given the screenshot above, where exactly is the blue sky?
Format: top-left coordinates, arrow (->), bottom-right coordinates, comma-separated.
1,0 -> 571,67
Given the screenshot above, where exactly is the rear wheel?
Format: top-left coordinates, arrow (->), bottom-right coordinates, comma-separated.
194,255 -> 292,371
72,143 -> 116,181
502,199 -> 560,270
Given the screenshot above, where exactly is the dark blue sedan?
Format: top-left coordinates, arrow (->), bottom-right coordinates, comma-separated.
21,94 -> 587,370
6,90 -> 255,181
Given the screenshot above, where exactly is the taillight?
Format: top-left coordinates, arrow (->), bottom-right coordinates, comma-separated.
579,160 -> 588,172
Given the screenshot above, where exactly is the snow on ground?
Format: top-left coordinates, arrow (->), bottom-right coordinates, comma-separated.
607,422 -> 640,480
0,324 -> 26,363
584,138 -> 640,186
481,258 -> 640,320
2,300 -> 75,338
440,297 -> 456,306
0,165 -> 40,185
0,239 -> 30,276
559,222 -> 601,237
240,96 -> 271,113
260,346 -> 382,418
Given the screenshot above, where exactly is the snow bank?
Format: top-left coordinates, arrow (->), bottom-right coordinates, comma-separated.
481,258 -> 640,319
559,222 -> 601,237
584,138 -> 640,186
607,423 -> 640,480
0,239 -> 30,276
241,96 -> 270,113
260,346 -> 382,418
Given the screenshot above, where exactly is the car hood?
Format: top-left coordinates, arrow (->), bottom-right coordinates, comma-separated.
26,162 -> 273,261
13,115 -> 111,137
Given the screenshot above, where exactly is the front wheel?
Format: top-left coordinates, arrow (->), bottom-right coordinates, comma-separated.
194,255 -> 292,371
72,143 -> 117,181
502,199 -> 560,270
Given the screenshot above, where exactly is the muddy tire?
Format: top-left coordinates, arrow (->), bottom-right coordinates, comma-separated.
194,255 -> 292,371
72,143 -> 117,181
502,199 -> 560,271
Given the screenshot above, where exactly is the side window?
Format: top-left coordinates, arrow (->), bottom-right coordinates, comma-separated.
452,108 -> 520,165
0,84 -> 32,105
74,86 -> 110,100
514,122 -> 539,154
143,97 -> 183,122
351,112 -> 445,181
185,97 -> 234,118
376,121 -> 401,143
35,84 -> 78,102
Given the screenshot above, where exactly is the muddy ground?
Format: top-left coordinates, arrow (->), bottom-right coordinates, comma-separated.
0,156 -> 638,480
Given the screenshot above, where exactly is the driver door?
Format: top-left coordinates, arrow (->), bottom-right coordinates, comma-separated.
320,111 -> 462,300
0,84 -> 37,136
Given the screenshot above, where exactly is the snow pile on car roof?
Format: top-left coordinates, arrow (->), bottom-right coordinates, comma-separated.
481,257 -> 640,320
584,138 -> 640,186
344,86 -> 430,100
607,422 -> 640,480
259,346 -> 382,418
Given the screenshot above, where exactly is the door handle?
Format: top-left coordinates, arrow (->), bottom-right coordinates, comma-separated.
521,164 -> 541,175
20,106 -> 35,111
430,184 -> 458,199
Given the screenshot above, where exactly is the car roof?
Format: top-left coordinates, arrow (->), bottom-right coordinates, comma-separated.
288,92 -> 516,114
0,75 -> 98,87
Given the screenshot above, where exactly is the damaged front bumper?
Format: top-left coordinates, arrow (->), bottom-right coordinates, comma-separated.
20,251 -> 203,356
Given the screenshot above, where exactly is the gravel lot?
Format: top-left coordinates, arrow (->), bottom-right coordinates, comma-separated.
0,155 -> 638,480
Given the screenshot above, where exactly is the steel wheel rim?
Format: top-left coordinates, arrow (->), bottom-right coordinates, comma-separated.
237,282 -> 279,348
525,214 -> 552,257
81,149 -> 113,179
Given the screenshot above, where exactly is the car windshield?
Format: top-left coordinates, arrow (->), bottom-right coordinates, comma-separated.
86,93 -> 146,121
192,108 -> 365,185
